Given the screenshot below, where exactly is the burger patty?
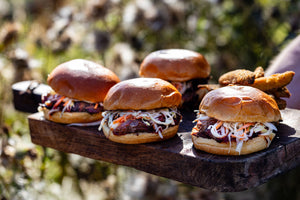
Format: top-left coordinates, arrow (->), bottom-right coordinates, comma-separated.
41,94 -> 103,114
113,113 -> 181,135
193,118 -> 260,143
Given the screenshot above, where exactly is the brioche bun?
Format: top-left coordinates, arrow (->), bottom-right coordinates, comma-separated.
47,59 -> 120,103
102,123 -> 179,144
41,107 -> 103,124
139,49 -> 210,82
103,78 -> 182,110
199,85 -> 281,122
191,133 -> 275,156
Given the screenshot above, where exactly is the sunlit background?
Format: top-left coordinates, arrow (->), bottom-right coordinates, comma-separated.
0,0 -> 299,199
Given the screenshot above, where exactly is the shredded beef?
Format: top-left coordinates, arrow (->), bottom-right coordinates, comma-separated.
193,118 -> 264,143
194,118 -> 230,143
41,94 -> 103,114
113,119 -> 153,135
112,112 -> 181,135
70,102 -> 103,114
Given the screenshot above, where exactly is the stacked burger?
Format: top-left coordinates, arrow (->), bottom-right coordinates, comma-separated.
139,49 -> 211,109
191,85 -> 281,155
39,59 -> 120,124
99,78 -> 182,144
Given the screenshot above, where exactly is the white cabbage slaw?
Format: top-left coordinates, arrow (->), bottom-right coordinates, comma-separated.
194,113 -> 277,154
99,108 -> 180,138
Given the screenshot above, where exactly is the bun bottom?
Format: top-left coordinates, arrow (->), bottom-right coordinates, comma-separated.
191,133 -> 275,155
102,124 -> 179,144
41,108 -> 103,124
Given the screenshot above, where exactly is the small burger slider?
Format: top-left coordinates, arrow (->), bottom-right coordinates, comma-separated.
139,49 -> 210,108
39,59 -> 120,124
99,78 -> 182,144
191,85 -> 281,155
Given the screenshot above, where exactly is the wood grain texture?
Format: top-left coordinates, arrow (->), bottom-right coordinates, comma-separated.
28,108 -> 300,192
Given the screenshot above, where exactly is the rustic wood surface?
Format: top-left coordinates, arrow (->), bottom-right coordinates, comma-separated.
28,108 -> 300,192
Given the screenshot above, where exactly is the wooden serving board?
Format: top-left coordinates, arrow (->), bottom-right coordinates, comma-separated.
28,108 -> 300,192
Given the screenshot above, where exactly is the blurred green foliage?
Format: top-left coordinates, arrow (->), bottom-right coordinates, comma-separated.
0,0 -> 299,199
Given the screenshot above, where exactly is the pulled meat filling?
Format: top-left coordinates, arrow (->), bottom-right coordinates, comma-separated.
113,112 -> 181,135
40,93 -> 103,115
192,118 -> 264,143
99,108 -> 182,138
192,114 -> 278,154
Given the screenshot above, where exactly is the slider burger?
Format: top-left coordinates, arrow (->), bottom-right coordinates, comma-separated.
139,49 -> 210,108
191,85 -> 281,155
39,59 -> 120,124
99,78 -> 182,144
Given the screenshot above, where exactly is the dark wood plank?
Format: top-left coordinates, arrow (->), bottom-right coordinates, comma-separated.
28,108 -> 300,192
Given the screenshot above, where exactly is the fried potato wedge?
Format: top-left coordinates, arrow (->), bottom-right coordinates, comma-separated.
251,71 -> 295,91
219,69 -> 256,86
219,66 -> 265,86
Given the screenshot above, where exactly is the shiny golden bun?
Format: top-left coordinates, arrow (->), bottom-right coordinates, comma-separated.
139,49 -> 210,82
199,85 -> 281,122
103,78 -> 182,110
41,107 -> 103,124
191,133 -> 275,155
102,124 -> 179,144
47,59 -> 120,103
